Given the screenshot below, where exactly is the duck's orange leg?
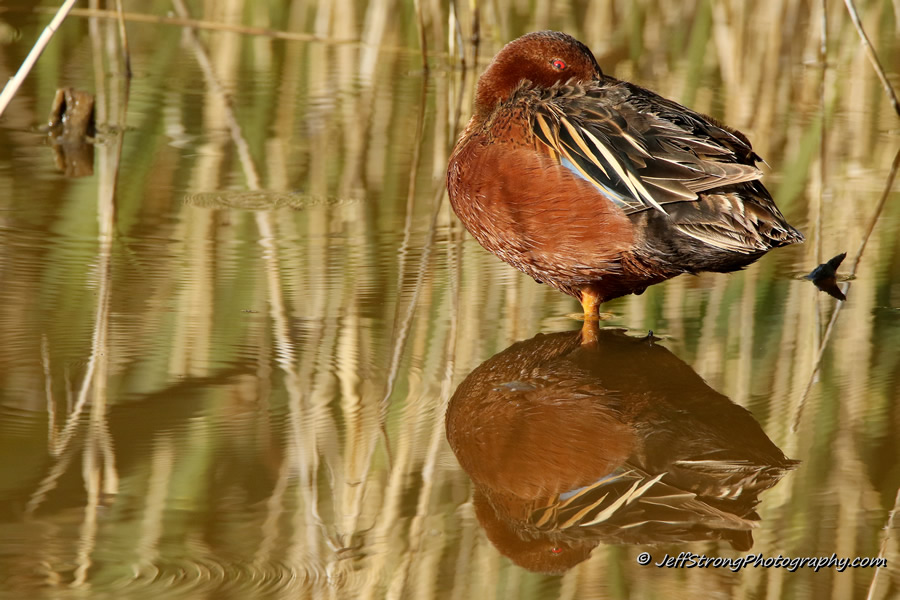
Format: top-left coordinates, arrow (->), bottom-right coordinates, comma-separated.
579,288 -> 603,319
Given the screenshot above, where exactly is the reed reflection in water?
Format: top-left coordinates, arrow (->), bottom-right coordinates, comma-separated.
447,324 -> 798,574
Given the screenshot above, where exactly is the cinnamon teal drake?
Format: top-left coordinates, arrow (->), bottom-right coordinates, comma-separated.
447,31 -> 804,317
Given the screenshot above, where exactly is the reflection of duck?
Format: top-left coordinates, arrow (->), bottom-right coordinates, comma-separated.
447,31 -> 803,317
446,324 -> 798,574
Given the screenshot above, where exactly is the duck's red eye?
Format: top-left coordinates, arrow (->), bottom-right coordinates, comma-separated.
550,546 -> 563,554
551,59 -> 567,70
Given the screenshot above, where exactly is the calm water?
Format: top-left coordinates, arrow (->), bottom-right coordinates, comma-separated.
1,2 -> 899,599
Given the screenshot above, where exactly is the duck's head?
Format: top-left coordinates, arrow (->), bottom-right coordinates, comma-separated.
474,31 -> 603,116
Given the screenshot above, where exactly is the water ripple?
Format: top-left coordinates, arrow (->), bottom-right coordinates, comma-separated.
103,555 -> 328,597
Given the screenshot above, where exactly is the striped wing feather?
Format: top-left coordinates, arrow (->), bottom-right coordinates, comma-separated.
528,80 -> 807,254
533,81 -> 764,217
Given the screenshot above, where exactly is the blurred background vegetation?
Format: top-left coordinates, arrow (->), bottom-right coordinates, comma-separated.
0,0 -> 898,598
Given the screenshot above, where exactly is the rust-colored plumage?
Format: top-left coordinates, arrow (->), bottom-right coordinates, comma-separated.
445,325 -> 798,574
447,31 -> 804,316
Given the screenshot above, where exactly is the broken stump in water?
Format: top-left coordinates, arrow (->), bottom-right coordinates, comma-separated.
47,88 -> 95,177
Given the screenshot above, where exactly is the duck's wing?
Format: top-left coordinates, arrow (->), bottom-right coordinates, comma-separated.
670,456 -> 801,499
532,80 -> 766,216
532,80 -> 804,251
527,465 -> 757,541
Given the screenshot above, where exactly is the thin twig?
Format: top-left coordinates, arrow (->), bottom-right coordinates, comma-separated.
414,0 -> 429,73
90,0 -> 126,502
114,0 -> 132,80
170,0 -> 261,190
0,0 -> 79,117
41,335 -> 57,454
842,0 -> 900,117
866,485 -> 900,600
0,5 -> 480,63
0,5 -> 358,45
792,146 -> 900,431
166,0 -> 329,559
377,72 -> 433,469
815,0 -> 827,339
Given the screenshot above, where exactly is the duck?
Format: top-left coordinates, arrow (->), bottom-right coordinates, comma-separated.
447,31 -> 804,317
445,324 -> 798,573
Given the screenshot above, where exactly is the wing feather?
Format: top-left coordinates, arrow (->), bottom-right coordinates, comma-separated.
533,81 -> 765,216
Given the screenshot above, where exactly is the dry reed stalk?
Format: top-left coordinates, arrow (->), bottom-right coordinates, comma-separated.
378,76 -> 437,463
659,277 -> 688,344
357,435 -> 412,600
733,266 -> 759,406
335,311 -> 373,538
0,0 -> 79,116
270,1 -> 307,155
68,15 -> 128,583
41,335 -> 58,454
254,452 -> 294,567
767,281 -> 806,457
170,35 -> 313,592
691,278 -> 728,385
842,0 -> 900,118
415,0 -> 429,72
866,486 -> 900,600
167,0 -> 268,377
92,188 -> 119,498
792,146 -> 900,430
72,447 -> 100,587
67,96 -> 117,594
0,5 -> 359,44
832,427 -> 871,600
133,433 -> 175,575
254,208 -> 328,580
171,0 -> 262,190
114,0 -> 131,79
25,437 -> 80,516
813,0 -> 829,337
390,264 -> 460,599
161,1 -> 242,377
24,188 -> 119,515
360,0 -> 391,85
